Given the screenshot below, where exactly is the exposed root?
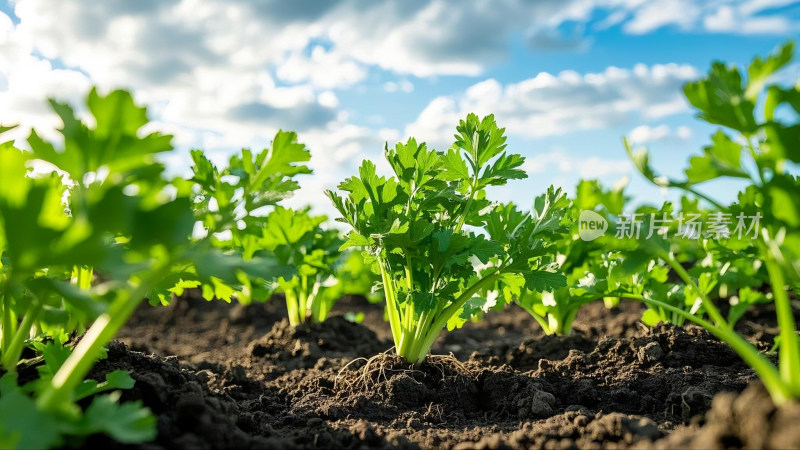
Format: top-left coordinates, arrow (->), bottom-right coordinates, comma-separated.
426,353 -> 472,379
334,350 -> 475,392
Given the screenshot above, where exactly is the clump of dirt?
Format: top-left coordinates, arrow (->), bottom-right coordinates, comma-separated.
247,316 -> 390,372
265,351 -> 564,430
656,382 -> 800,449
488,331 -> 595,368
455,409 -> 663,449
478,367 -> 558,420
521,324 -> 754,424
87,341 -> 280,449
119,291 -> 285,365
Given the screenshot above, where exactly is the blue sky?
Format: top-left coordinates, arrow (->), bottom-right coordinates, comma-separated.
0,0 -> 798,216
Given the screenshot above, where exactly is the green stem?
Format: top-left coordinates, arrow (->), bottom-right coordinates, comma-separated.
556,309 -> 578,336
624,293 -> 794,403
1,279 -> 11,355
378,257 -> 402,348
73,265 -> 93,290
397,322 -> 414,357
298,276 -> 308,324
603,296 -> 620,309
403,254 -> 415,332
683,186 -> 726,211
1,300 -> 41,372
37,261 -> 171,411
658,249 -> 727,328
309,276 -> 324,323
519,302 -> 553,335
454,152 -> 480,234
405,271 -> 502,363
285,289 -> 301,326
763,247 -> 800,391
454,180 -> 477,234
745,136 -> 767,187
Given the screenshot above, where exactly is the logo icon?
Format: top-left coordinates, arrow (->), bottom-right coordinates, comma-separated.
578,210 -> 608,241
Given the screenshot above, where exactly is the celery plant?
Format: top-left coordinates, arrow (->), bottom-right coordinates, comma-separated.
622,42 -> 800,404
328,114 -> 567,363
0,88 -> 299,447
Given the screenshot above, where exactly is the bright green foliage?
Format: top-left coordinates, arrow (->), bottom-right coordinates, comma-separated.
0,88 -> 298,447
169,132 -> 312,304
181,140 -> 377,325
260,207 -> 344,325
0,374 -> 61,449
0,95 -> 166,445
179,131 -> 311,252
505,180 -> 626,335
328,114 -> 567,363
624,41 -> 800,404
0,338 -> 155,448
334,250 -> 383,304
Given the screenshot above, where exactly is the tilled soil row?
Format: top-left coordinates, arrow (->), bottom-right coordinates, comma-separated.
101,294 -> 799,449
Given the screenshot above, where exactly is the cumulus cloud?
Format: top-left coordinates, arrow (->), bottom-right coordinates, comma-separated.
3,0 -> 792,153
624,0 -> 701,34
276,46 -> 366,89
523,150 -> 630,178
0,11 -> 91,144
10,0 -> 792,97
405,64 -> 698,149
704,5 -> 795,34
524,28 -> 592,52
623,0 -> 799,35
628,124 -> 692,144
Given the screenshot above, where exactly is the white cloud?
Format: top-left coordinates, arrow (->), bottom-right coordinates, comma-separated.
676,126 -> 693,140
704,5 -> 794,34
276,46 -> 366,89
317,91 -> 340,108
383,80 -> 414,93
594,10 -> 629,31
0,12 -> 91,144
739,0 -> 799,15
405,63 -> 698,149
628,124 -> 693,144
523,149 -> 630,178
621,0 -> 799,35
10,0 -> 788,102
624,0 -> 700,34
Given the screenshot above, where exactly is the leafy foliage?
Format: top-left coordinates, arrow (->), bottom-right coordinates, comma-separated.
181,138 -> 377,324
328,114 -> 566,363
0,88 -> 302,447
623,41 -> 800,404
260,207 -> 344,325
500,180 -> 627,335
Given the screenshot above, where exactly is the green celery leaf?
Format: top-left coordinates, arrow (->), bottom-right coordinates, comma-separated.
70,392 -> 156,444
746,42 -> 793,101
683,62 -> 757,133
478,152 -> 526,188
522,270 -> 567,292
440,148 -> 471,182
684,130 -> 749,184
0,374 -> 61,449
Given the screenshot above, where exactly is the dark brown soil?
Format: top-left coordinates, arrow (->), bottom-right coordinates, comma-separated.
97,293 -> 800,449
